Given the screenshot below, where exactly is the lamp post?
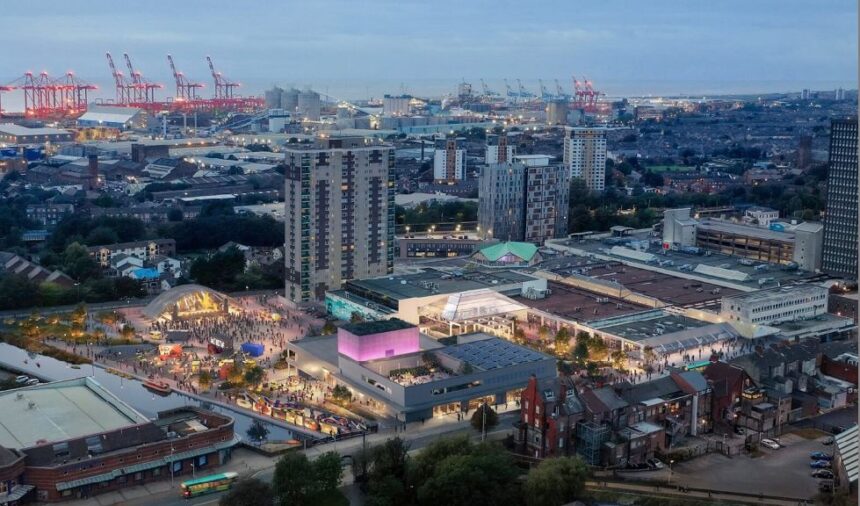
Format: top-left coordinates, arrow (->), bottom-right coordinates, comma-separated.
170,446 -> 175,485
668,459 -> 675,486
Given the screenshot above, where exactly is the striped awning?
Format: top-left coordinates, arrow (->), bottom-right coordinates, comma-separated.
835,425 -> 858,484
0,484 -> 34,504
56,435 -> 241,491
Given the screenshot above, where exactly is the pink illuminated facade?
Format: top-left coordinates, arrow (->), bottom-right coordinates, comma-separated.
337,320 -> 420,361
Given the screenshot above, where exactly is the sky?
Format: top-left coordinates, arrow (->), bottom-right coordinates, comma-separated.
0,0 -> 857,106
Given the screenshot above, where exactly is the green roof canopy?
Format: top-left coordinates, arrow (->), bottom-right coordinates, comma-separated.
476,241 -> 538,262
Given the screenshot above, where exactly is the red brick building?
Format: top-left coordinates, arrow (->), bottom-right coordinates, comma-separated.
516,375 -> 583,458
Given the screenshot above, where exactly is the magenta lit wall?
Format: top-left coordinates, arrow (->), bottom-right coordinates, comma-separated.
337,326 -> 420,361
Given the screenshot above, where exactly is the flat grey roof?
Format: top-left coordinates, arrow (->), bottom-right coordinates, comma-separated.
697,219 -> 795,241
0,378 -> 148,450
346,268 -> 536,301
722,284 -> 827,303
440,335 -> 553,370
590,310 -> 712,342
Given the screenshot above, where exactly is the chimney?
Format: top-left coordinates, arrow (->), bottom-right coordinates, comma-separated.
88,154 -> 99,190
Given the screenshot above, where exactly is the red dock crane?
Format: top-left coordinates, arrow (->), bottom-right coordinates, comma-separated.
206,56 -> 240,100
167,54 -> 204,103
124,53 -> 162,104
51,72 -> 96,116
106,52 -> 131,105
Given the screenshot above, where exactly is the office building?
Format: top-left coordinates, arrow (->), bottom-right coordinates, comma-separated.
433,138 -> 466,183
721,285 -> 828,326
284,136 -> 394,303
0,378 -> 237,503
485,134 -> 513,165
563,127 -> 607,191
478,160 -> 570,244
822,118 -> 858,279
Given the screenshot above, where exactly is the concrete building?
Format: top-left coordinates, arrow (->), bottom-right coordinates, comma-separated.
485,134 -> 513,165
283,136 -> 394,303
563,126 -> 607,191
721,285 -> 829,327
546,100 -> 569,125
382,95 -> 411,116
822,118 -> 858,279
297,89 -> 321,121
661,208 -> 698,248
478,161 -> 570,244
0,378 -> 237,503
286,322 -> 556,422
662,209 -> 824,271
744,206 -> 780,227
0,124 -> 73,144
433,138 -> 466,183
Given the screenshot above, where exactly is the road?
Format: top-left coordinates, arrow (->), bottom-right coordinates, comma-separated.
118,413 -> 518,506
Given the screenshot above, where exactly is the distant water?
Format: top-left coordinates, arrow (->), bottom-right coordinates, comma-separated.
1,78 -> 855,113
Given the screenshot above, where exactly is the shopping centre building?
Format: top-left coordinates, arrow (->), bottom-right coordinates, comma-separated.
0,378 -> 238,503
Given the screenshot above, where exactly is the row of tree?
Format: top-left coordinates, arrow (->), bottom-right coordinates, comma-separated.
221,435 -> 589,506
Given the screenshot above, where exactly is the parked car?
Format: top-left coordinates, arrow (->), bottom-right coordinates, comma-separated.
810,452 -> 833,460
24,378 -> 39,386
812,470 -> 834,479
810,460 -> 832,469
14,375 -> 28,384
761,439 -> 780,450
822,437 -> 835,446
646,458 -> 665,470
733,426 -> 745,435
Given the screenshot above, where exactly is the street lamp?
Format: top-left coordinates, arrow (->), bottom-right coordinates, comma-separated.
668,459 -> 675,485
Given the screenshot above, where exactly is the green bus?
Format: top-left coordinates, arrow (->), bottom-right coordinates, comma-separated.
180,471 -> 238,499
685,359 -> 711,371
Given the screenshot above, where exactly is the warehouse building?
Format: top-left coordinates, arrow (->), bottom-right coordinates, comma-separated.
0,124 -> 73,145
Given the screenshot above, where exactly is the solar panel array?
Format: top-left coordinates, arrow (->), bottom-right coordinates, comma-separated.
443,339 -> 548,370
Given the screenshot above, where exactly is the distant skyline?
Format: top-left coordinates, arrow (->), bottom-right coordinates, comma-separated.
0,0 -> 856,108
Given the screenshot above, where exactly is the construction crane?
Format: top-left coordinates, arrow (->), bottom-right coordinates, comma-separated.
167,54 -> 204,102
106,52 -> 130,104
206,56 -> 240,100
124,53 -> 161,104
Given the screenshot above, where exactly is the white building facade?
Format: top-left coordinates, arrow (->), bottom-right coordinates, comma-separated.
563,127 -> 607,191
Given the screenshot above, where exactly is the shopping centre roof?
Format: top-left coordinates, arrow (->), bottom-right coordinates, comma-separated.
0,378 -> 148,450
441,336 -> 552,371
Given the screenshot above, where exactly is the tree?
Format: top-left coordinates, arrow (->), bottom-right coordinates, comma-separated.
120,324 -> 136,339
524,456 -> 588,506
331,384 -> 352,405
243,365 -> 265,387
573,335 -> 590,365
321,320 -> 337,335
246,420 -> 270,444
219,478 -> 273,506
587,337 -> 608,361
198,370 -> 213,390
415,442 -> 521,506
470,403 -> 498,433
272,451 -> 344,506
365,438 -> 411,506
62,242 -> 101,281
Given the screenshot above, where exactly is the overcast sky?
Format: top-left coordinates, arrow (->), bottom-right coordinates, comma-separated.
1,0 -> 856,99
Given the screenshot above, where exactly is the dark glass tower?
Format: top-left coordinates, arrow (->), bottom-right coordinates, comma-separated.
821,118 -> 858,279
